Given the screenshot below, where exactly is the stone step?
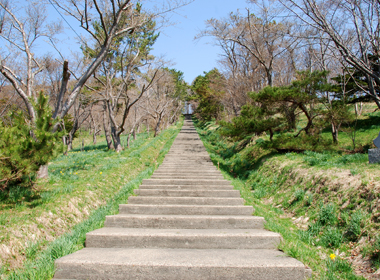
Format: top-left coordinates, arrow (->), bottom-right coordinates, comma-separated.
153,172 -> 220,175
165,153 -> 210,156
138,184 -> 233,190
149,175 -> 224,180
127,196 -> 243,205
158,164 -> 215,168
53,119 -> 311,280
154,169 -> 220,173
156,166 -> 218,170
85,228 -> 282,249
119,204 -> 254,215
53,248 -> 307,280
142,179 -> 231,185
133,189 -> 241,198
152,171 -> 221,175
166,153 -> 207,156
157,164 -> 215,168
161,161 -> 213,164
104,214 -> 265,229
139,184 -> 234,190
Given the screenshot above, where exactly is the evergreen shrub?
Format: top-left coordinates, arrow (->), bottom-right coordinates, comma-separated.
0,92 -> 63,191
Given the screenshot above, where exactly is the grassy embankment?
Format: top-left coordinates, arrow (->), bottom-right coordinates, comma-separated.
0,119 -> 183,280
194,104 -> 380,280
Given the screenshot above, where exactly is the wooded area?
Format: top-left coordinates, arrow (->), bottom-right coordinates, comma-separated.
1,0 -> 379,190
0,0 -> 190,190
191,0 -> 379,152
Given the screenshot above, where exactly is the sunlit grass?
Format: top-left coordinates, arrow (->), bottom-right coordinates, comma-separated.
0,120 -> 183,278
194,117 -> 373,279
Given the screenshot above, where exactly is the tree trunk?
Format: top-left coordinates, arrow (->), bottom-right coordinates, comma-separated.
127,133 -> 131,148
103,108 -> 114,150
266,68 -> 273,87
331,123 -> 339,144
67,134 -> 73,152
269,128 -> 274,141
298,104 -> 313,135
154,115 -> 162,137
111,126 -> 123,152
366,75 -> 380,109
355,102 -> 363,116
282,103 -> 297,131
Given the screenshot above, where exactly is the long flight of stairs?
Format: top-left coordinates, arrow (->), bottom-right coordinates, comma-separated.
53,117 -> 311,279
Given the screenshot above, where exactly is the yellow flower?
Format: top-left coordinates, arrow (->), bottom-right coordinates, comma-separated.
100,172 -> 102,175
329,253 -> 336,260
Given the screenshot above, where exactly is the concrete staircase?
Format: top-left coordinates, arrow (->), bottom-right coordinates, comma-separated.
53,117 -> 311,279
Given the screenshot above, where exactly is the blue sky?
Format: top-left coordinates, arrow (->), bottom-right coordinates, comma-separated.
45,0 -> 250,84
149,0 -> 249,83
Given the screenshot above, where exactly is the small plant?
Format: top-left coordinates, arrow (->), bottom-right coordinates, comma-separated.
318,203 -> 337,226
252,187 -> 266,199
326,254 -> 354,279
350,168 -> 359,176
305,192 -> 313,206
320,227 -> 343,248
293,189 -> 305,203
344,211 -> 363,242
368,235 -> 380,267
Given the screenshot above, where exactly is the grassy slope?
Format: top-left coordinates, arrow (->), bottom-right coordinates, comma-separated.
0,120 -> 182,279
194,107 -> 380,280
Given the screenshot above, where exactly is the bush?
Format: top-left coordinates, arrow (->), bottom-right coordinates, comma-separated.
0,93 -> 63,191
369,235 -> 380,264
320,227 -> 343,248
318,203 -> 337,226
344,211 -> 363,242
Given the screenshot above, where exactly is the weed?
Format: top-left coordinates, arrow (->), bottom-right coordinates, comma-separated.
252,187 -> 266,199
367,235 -> 380,267
305,192 -> 313,206
320,227 -> 343,248
24,241 -> 40,260
193,117 -> 373,279
293,189 -> 305,203
344,211 -> 363,242
1,120 -> 183,278
318,204 -> 337,226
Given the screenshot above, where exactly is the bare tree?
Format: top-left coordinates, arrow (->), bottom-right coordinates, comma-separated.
64,96 -> 93,151
89,110 -> 102,145
0,0 -> 193,128
280,0 -> 380,107
198,1 -> 298,87
143,69 -> 180,137
0,0 -> 62,122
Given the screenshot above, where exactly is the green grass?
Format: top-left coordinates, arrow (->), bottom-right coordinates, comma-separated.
194,116 -> 377,279
0,119 -> 183,279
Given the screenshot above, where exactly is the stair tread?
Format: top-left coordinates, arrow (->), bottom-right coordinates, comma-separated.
55,248 -> 305,268
87,227 -> 280,237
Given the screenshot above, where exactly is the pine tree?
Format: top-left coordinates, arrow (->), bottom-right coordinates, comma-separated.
0,92 -> 63,190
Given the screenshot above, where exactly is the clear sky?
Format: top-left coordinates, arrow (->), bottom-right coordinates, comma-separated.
149,0 -> 250,84
44,0 -> 250,84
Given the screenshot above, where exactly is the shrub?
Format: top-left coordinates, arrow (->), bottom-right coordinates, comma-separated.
293,189 -> 305,203
0,93 -> 63,191
318,203 -> 337,226
344,211 -> 363,242
320,227 -> 343,248
369,235 -> 380,264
